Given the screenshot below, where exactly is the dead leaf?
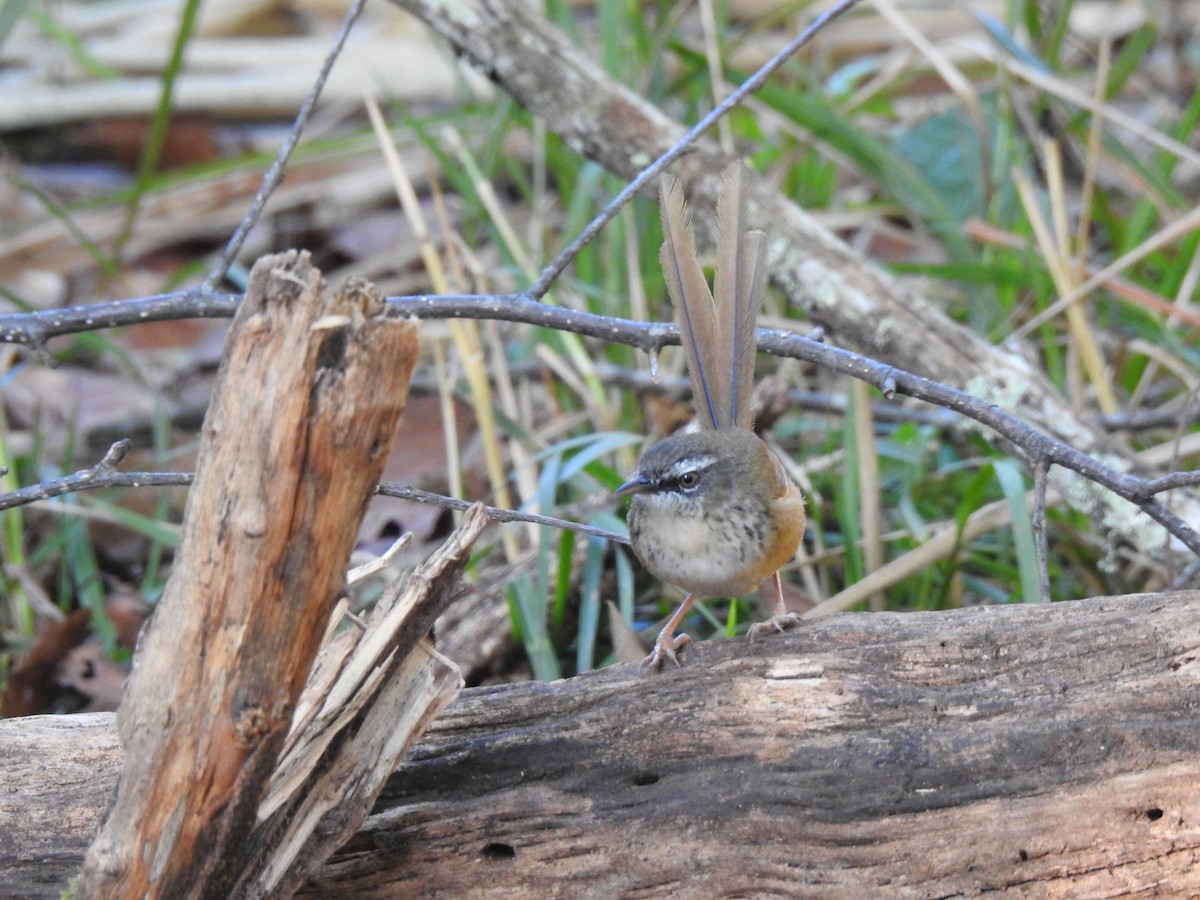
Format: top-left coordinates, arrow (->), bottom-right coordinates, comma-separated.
1,609 -> 90,717
360,393 -> 476,547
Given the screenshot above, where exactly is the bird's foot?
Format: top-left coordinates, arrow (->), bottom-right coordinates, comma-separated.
748,612 -> 803,643
643,630 -> 693,670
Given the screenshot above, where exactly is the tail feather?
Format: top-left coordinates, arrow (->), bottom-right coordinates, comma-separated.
659,164 -> 767,431
735,229 -> 767,430
714,164 -> 767,430
659,176 -> 723,430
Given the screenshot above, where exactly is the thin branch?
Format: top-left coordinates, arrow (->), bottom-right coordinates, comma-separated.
1172,557 -> 1200,590
0,290 -> 666,352
1134,471 -> 1200,498
0,290 -> 238,350
375,483 -> 628,544
528,0 -> 861,297
2,293 -> 1199,557
0,470 -> 194,508
0,444 -> 627,544
1097,407 -> 1200,432
201,0 -> 370,290
0,441 -> 192,509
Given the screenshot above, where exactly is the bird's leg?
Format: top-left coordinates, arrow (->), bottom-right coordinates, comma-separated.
747,572 -> 803,642
644,593 -> 697,669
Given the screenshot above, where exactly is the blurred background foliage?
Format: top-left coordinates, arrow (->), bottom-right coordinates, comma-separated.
1,0 -> 1198,704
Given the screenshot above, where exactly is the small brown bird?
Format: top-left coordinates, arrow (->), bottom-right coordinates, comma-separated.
617,164 -> 806,669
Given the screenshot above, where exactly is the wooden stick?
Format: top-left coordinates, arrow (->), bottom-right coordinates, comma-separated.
77,251 -> 419,898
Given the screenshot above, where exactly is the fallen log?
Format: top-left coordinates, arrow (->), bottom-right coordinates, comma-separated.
2,591 -> 1197,897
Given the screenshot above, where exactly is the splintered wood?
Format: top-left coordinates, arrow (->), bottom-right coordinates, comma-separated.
77,251 -> 421,898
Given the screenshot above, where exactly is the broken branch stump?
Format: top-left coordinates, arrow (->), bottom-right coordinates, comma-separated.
77,251 -> 419,898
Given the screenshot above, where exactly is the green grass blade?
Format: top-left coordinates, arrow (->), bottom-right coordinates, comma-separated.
576,535 -> 607,672
992,459 -> 1041,602
509,575 -> 561,681
553,528 -> 575,629
18,180 -> 120,279
27,6 -> 120,78
838,385 -> 864,587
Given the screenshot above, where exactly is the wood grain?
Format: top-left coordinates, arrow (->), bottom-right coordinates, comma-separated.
76,252 -> 419,898
3,592 -> 1197,897
305,591 -> 1200,898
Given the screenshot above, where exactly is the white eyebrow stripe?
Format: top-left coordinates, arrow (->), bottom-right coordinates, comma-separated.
667,454 -> 717,479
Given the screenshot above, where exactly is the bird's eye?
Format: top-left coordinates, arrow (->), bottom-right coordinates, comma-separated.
678,471 -> 699,488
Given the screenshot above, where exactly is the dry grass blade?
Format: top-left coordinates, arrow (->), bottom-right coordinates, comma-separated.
1013,164 -> 1116,414
427,183 -> 466,516
1045,138 -> 1117,415
964,219 -> 1200,329
1015,203 -> 1200,338
805,490 -> 1052,619
437,132 -> 543,539
850,379 -> 884,611
1171,246 -> 1200,324
441,126 -> 604,406
365,97 -> 520,561
976,44 -> 1200,173
698,0 -> 734,154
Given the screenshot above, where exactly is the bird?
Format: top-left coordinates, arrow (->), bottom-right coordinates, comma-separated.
616,163 -> 806,669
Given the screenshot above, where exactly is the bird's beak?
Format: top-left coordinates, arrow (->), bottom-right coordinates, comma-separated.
615,474 -> 650,497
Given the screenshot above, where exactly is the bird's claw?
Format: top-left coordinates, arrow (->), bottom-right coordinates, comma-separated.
748,612 -> 803,643
643,631 -> 693,670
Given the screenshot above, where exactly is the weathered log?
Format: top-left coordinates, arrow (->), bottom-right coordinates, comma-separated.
0,713 -> 120,899
2,592 -> 1198,898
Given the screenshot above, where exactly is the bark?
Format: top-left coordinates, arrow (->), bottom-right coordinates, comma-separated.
391,0 -> 1200,565
76,252 -> 421,898
3,592 -> 1198,898
237,503 -> 486,898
